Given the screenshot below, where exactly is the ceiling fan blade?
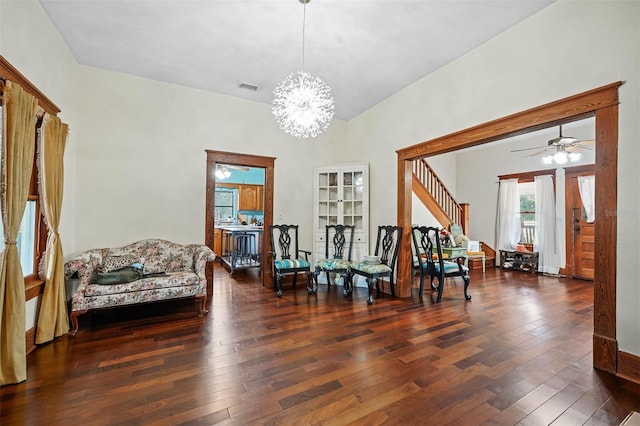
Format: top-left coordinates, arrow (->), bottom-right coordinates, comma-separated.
524,148 -> 553,158
567,145 -> 592,153
577,139 -> 595,145
510,145 -> 547,153
226,165 -> 250,171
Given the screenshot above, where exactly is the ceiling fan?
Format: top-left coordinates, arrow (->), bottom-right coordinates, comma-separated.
511,125 -> 595,164
215,164 -> 249,179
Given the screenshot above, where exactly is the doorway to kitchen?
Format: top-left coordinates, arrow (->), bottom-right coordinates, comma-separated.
205,150 -> 276,293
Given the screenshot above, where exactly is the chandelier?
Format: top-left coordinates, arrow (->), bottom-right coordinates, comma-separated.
272,0 -> 334,139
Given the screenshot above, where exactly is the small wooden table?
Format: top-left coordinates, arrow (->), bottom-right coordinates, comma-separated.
441,247 -> 467,259
466,251 -> 486,274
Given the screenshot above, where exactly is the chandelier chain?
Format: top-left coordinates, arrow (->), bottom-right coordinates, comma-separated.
302,1 -> 306,72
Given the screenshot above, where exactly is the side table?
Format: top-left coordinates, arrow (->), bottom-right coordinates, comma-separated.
499,249 -> 538,273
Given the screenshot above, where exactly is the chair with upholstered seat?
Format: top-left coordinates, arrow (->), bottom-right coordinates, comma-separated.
349,225 -> 402,305
269,224 -> 314,297
411,225 -> 471,303
314,224 -> 355,296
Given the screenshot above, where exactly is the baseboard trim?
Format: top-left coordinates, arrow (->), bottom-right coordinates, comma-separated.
618,350 -> 640,385
26,326 -> 36,355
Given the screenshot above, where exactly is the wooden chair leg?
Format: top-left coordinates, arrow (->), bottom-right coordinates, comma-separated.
436,274 -> 444,303
306,271 -> 317,294
366,277 -> 375,305
275,271 -> 283,297
463,274 -> 472,300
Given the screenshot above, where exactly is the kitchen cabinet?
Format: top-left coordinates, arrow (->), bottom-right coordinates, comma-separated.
313,163 -> 369,285
239,184 -> 263,211
213,228 -> 222,257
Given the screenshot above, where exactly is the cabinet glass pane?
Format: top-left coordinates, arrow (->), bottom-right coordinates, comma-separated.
319,202 -> 328,215
343,186 -> 353,201
329,187 -> 339,201
344,216 -> 353,226
319,188 -> 329,201
354,216 -> 363,230
344,201 -> 353,215
319,173 -> 328,186
354,202 -> 363,215
343,172 -> 353,186
328,173 -> 338,187
329,216 -> 338,225
329,201 -> 338,215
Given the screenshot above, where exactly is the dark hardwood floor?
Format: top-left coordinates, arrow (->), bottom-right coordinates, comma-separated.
2,265 -> 639,425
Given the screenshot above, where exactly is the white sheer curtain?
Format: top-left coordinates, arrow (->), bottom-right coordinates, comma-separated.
578,175 -> 595,223
534,175 -> 559,274
496,179 -> 520,254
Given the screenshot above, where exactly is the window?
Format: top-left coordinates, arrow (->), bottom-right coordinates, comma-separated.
0,97 -> 46,289
518,181 -> 536,244
215,189 -> 237,222
499,169 -> 556,248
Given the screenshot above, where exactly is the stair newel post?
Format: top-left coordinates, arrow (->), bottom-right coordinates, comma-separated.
460,203 -> 470,235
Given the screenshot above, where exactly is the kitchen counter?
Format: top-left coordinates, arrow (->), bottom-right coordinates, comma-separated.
218,226 -> 264,275
218,225 -> 264,232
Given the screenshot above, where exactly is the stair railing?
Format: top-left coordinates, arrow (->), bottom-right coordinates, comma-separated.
412,158 -> 467,231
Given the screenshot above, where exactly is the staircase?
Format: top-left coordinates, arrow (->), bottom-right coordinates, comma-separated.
412,158 -> 469,232
412,158 -> 495,268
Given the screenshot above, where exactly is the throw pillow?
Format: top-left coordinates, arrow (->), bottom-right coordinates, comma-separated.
93,266 -> 142,285
99,255 -> 139,273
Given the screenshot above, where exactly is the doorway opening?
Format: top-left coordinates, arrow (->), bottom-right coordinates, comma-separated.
565,164 -> 596,281
205,150 -> 276,292
397,82 -> 621,374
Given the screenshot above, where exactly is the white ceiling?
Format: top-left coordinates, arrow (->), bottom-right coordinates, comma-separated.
39,0 -> 555,120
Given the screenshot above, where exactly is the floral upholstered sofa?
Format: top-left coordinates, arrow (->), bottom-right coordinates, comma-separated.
64,239 -> 215,334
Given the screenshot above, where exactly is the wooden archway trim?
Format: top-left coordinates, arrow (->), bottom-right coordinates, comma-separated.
396,81 -> 622,375
205,150 -> 276,293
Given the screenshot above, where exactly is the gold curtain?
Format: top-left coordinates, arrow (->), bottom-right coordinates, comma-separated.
0,81 -> 38,385
35,114 -> 69,344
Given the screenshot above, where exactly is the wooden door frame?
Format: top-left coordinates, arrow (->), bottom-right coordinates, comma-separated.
564,164 -> 596,280
205,150 -> 276,294
397,82 -> 622,375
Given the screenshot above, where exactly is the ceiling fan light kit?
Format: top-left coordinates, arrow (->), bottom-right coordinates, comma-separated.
214,164 -> 249,180
215,166 -> 231,180
513,124 -> 593,165
272,0 -> 334,139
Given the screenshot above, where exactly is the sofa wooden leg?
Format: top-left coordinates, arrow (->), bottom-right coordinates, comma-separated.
196,295 -> 208,317
69,310 -> 87,336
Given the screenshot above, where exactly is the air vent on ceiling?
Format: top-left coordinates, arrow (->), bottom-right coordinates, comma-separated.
239,82 -> 259,91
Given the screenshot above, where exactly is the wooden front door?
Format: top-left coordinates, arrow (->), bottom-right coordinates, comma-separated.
567,168 -> 595,281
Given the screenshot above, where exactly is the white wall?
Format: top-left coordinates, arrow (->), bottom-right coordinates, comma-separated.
347,0 -> 640,355
72,65 -> 346,254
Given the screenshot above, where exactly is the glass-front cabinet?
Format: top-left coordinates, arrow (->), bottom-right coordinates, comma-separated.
314,163 -> 369,284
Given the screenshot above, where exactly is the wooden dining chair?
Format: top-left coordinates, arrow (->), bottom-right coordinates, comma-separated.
269,224 -> 314,297
411,225 -> 471,302
349,225 -> 402,305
